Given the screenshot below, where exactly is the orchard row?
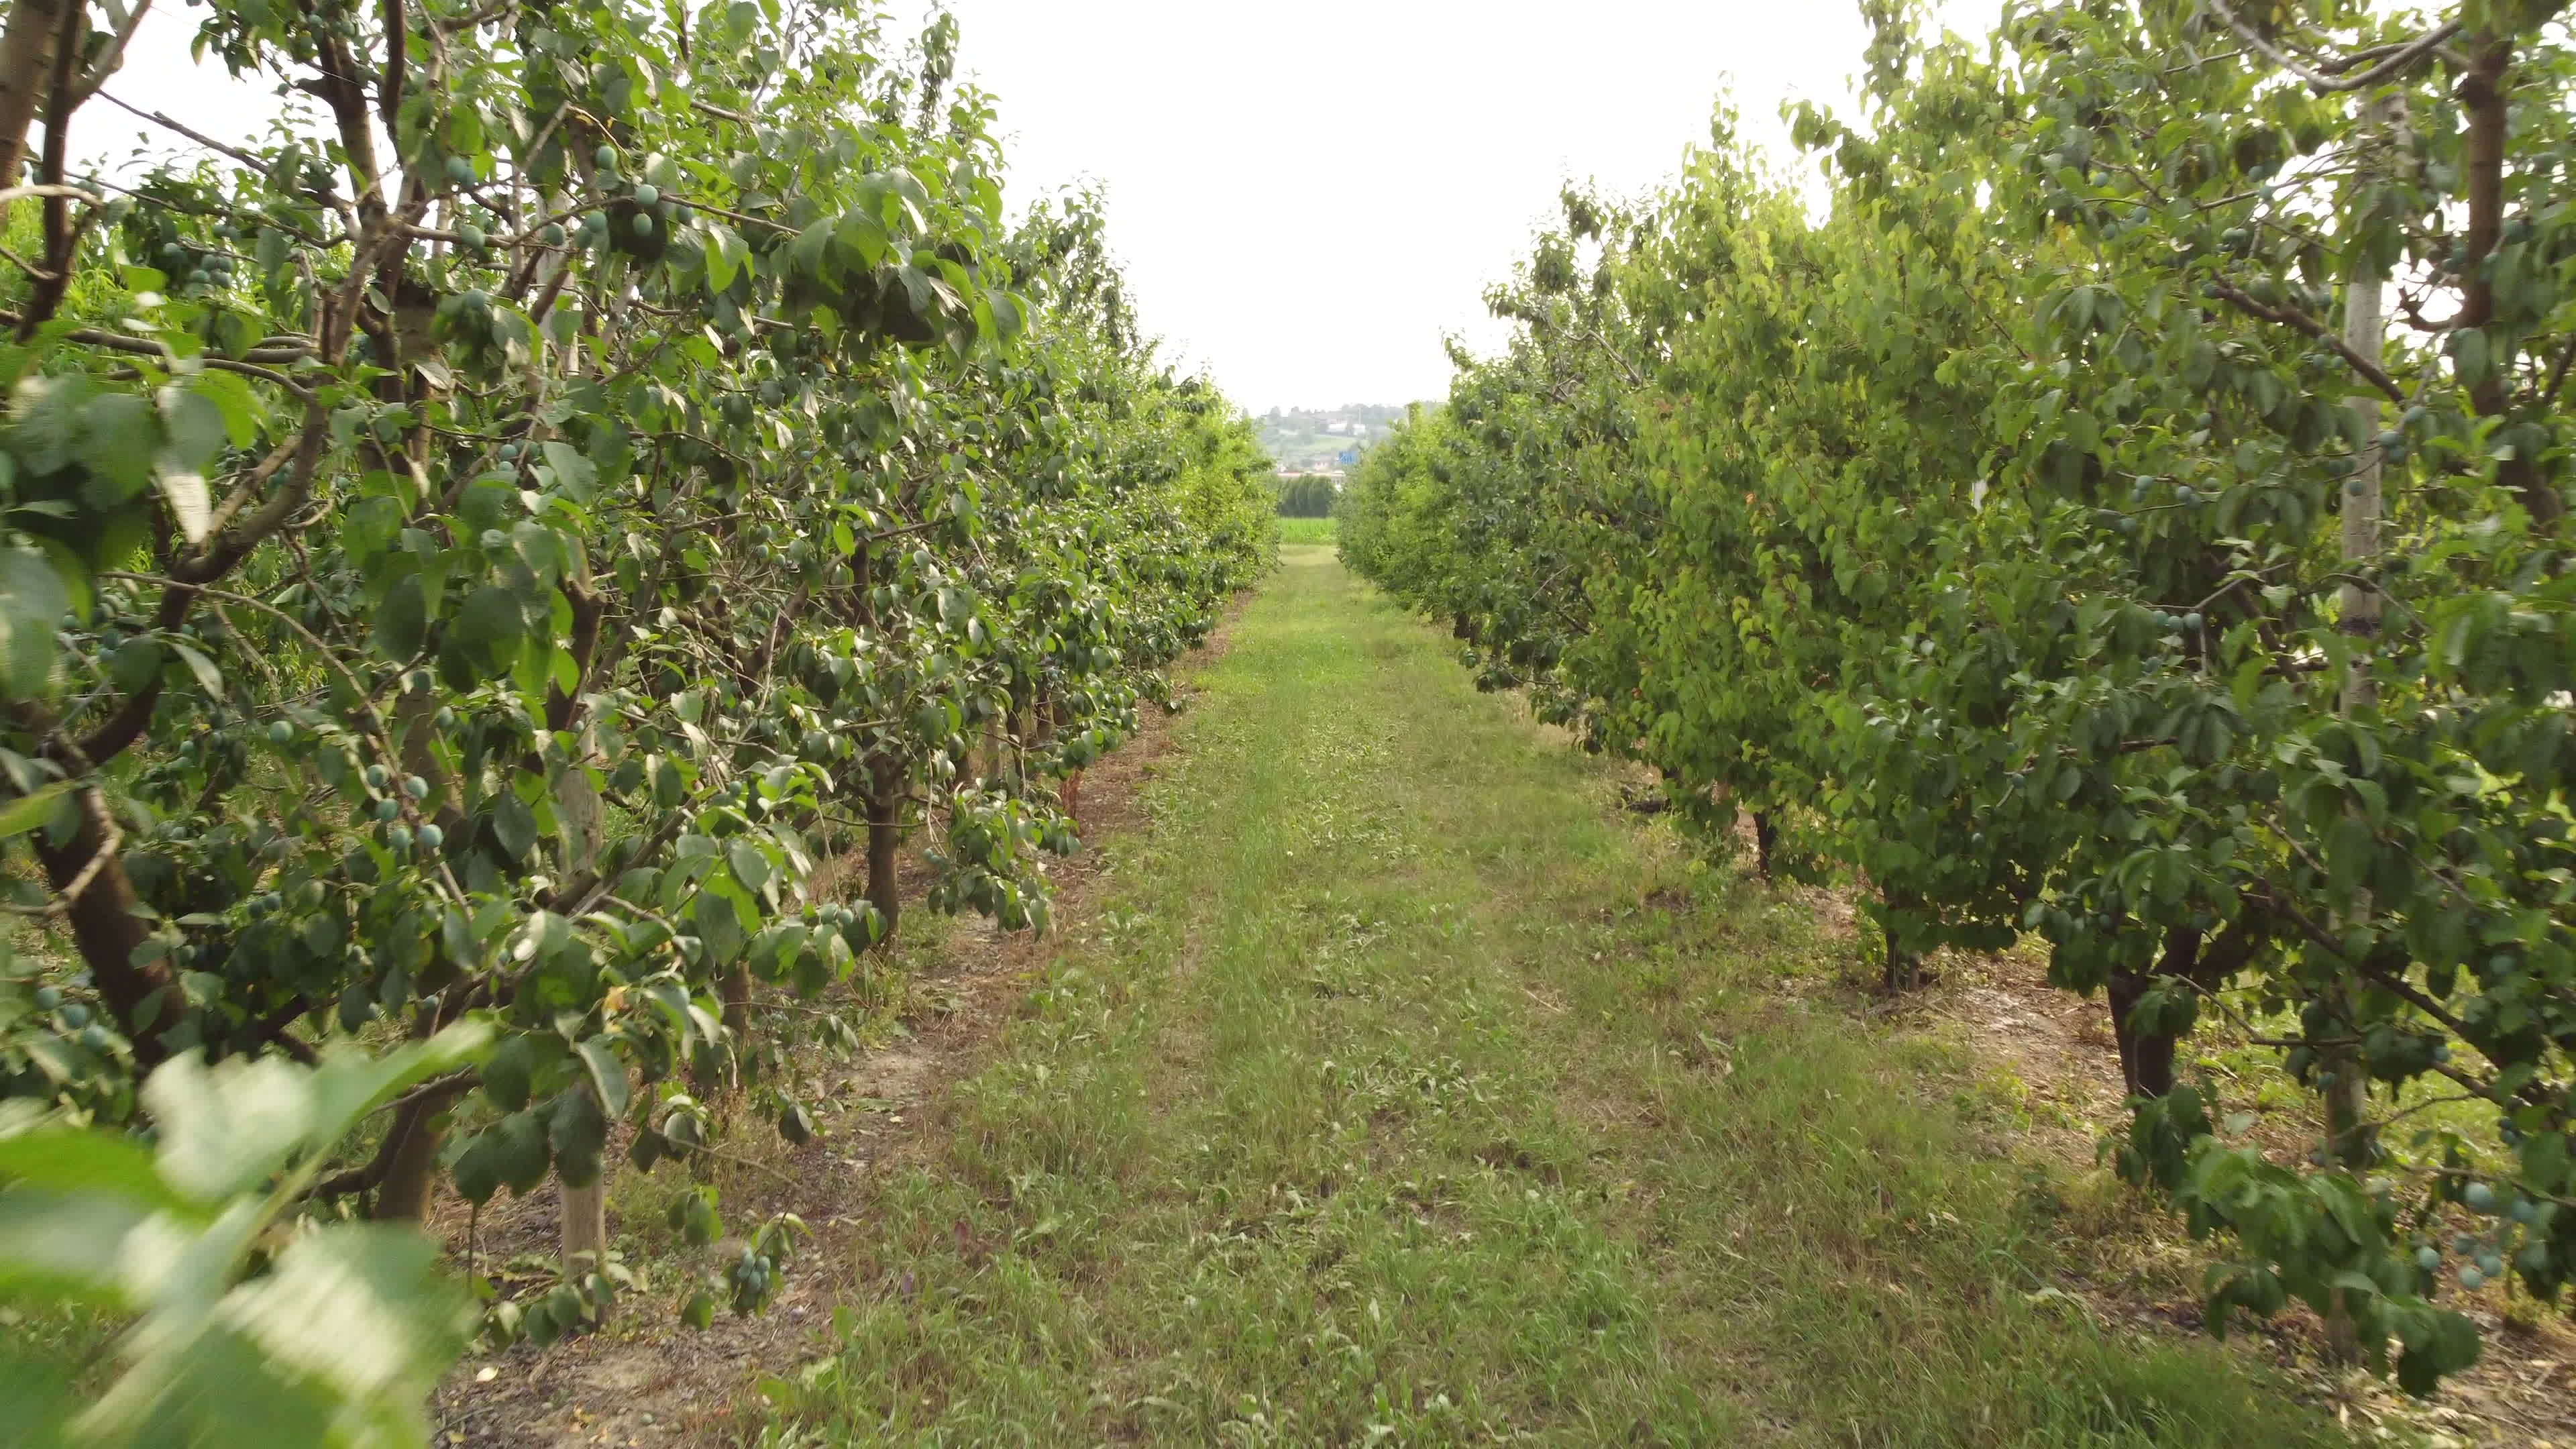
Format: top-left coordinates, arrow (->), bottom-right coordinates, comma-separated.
0,0 -> 1272,1438
1342,1 -> 2573,1393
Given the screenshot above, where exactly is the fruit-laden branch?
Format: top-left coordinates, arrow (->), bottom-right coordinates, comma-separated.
2202,1 -> 2463,94
2203,280 -> 2407,405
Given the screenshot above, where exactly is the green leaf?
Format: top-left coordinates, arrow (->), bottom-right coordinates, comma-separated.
0,1347 -> 72,1446
0,1187 -> 152,1304
441,585 -> 527,688
191,371 -> 261,448
157,385 -> 229,472
142,1053 -> 320,1203
74,391 -> 161,504
490,1110 -> 550,1194
538,441 -> 596,498
705,223 -> 747,292
690,890 -> 745,965
833,205 -> 889,270
167,639 -> 225,698
480,1035 -> 539,1113
576,1038 -> 629,1120
0,546 -> 68,700
225,1226 -> 472,1401
8,373 -> 95,475
80,1226 -> 473,1446
256,225 -> 290,285
143,1022 -> 492,1204
0,780 -> 72,839
2395,1309 -> 2482,1395
0,1120 -> 179,1208
726,837 -> 770,892
680,1287 -> 716,1330
548,1089 -> 608,1187
375,574 -> 429,661
2453,328 -> 2491,388
156,468 -> 214,545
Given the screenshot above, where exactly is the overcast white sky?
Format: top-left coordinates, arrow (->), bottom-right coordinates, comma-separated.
78,1 -> 2004,413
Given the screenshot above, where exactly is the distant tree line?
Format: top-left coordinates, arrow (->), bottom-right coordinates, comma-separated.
1277,474 -> 1339,518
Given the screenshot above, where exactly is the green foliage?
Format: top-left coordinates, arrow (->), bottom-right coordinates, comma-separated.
0,1023 -> 491,1446
1274,473 -> 1338,519
1341,1 -> 2576,1390
0,0 -> 1274,1415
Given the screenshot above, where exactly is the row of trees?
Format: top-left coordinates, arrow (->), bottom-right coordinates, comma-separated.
0,0 -> 1273,1438
1275,472 -> 1339,517
1342,0 -> 2573,1393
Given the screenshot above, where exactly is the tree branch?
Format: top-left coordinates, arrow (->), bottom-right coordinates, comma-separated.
76,408 -> 329,766
2204,279 -> 2405,405
68,0 -> 152,109
0,309 -> 320,397
2202,2 -> 2462,94
379,0 -> 406,133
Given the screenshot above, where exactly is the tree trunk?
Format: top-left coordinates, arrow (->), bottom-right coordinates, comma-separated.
688,964 -> 752,1096
2322,115 -> 2397,1364
559,1179 -> 607,1271
865,752 -> 903,945
1876,885 -> 1926,993
2106,968 -> 2171,1099
551,727 -> 618,1290
720,965 -> 751,1039
2107,927 -> 2205,1099
34,787 -> 174,1069
0,0 -> 68,235
1882,941 -> 1921,994
2454,37 -> 2557,525
370,1085 -> 451,1222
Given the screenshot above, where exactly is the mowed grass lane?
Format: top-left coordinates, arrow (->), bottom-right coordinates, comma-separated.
758,546 -> 2341,1447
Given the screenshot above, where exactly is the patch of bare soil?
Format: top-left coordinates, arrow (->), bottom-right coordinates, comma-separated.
427,603 -> 1246,1448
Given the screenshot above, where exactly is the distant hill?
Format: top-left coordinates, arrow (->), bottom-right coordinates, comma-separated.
1254,405 -> 1411,474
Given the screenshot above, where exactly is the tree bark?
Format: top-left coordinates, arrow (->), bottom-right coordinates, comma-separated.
2108,927 -> 2204,1099
0,0 -> 69,232
34,787 -> 174,1069
865,751 -> 903,945
18,0 -> 83,335
719,965 -> 751,1039
560,1179 -> 608,1271
551,722 -> 616,1281
2326,160 -> 2389,1175
981,713 -> 1006,790
370,1083 -> 453,1221
2322,136 -> 2396,1364
1882,942 -> 1921,994
2454,36 -> 2558,524
2106,969 -> 2166,1099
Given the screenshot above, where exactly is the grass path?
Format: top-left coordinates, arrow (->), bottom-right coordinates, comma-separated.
759,547 -> 2342,1446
